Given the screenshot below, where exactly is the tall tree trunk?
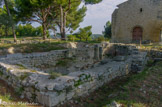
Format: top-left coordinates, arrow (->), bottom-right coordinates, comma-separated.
60,5 -> 65,40
62,12 -> 67,40
41,8 -> 48,40
5,26 -> 8,37
12,26 -> 16,41
42,23 -> 47,40
0,25 -> 2,37
59,0 -> 71,41
4,0 -> 17,42
53,28 -> 57,39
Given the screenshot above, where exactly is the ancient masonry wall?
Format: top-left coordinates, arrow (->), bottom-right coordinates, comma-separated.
0,43 -> 148,107
112,0 -> 162,43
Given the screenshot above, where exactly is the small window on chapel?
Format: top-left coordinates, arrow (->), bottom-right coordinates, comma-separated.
140,8 -> 143,13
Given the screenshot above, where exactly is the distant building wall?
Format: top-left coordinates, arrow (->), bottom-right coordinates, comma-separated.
112,0 -> 162,43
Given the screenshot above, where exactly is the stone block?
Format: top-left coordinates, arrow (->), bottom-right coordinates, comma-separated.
7,53 -> 23,59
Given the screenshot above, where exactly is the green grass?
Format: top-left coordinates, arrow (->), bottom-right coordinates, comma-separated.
0,36 -> 109,55
19,72 -> 30,80
0,95 -> 30,107
0,36 -> 45,41
56,58 -> 75,67
0,94 -> 12,102
16,64 -> 27,70
0,41 -> 66,55
138,44 -> 162,51
48,72 -> 62,79
30,70 -> 37,73
67,39 -> 109,44
0,81 -> 28,107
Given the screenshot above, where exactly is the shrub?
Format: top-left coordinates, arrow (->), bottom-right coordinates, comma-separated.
67,35 -> 76,41
56,58 -> 75,67
49,72 -> 62,79
95,36 -> 105,42
19,72 -> 30,80
147,59 -> 154,66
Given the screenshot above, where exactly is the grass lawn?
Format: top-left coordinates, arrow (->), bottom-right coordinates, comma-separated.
0,36 -> 107,55
137,43 -> 162,51
0,41 -> 67,55
60,61 -> 162,107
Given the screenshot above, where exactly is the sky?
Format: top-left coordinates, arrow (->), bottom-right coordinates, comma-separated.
33,0 -> 127,34
80,0 -> 127,34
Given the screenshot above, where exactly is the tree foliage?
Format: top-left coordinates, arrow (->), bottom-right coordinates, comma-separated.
15,24 -> 44,37
103,21 -> 111,38
77,26 -> 92,41
1,0 -> 103,40
15,0 -> 53,39
0,5 -> 13,37
53,0 -> 87,40
1,0 -> 17,41
84,0 -> 102,4
67,6 -> 87,32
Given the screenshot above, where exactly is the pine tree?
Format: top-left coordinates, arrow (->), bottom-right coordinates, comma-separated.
53,0 -> 87,40
103,21 -> 111,38
78,26 -> 92,41
3,0 -> 17,41
15,0 -> 53,40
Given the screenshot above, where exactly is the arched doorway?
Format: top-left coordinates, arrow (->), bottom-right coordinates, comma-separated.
132,27 -> 143,42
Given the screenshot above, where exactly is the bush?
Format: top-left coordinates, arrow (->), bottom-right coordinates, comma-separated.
49,72 -> 62,79
67,35 -> 81,41
67,35 -> 76,41
147,59 -> 154,66
95,36 -> 105,42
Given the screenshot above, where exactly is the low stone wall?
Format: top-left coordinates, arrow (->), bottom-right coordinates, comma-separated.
0,47 -> 94,74
4,50 -> 72,74
0,43 -> 113,74
0,43 -> 149,107
149,50 -> 162,58
36,58 -> 132,106
0,56 -> 132,107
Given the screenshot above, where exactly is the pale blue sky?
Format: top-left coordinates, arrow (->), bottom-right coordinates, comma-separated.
80,0 -> 127,34
33,0 -> 127,34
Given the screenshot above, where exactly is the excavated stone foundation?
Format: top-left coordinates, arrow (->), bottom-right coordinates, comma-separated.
0,43 -> 149,107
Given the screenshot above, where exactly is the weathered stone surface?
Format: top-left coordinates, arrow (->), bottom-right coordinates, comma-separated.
112,0 -> 162,43
113,56 -> 126,61
106,101 -> 122,107
0,43 -> 150,107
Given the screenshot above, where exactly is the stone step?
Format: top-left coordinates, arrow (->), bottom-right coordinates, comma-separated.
132,55 -> 145,59
132,61 -> 144,64
138,66 -> 143,70
132,48 -> 138,50
132,56 -> 145,60
132,51 -> 139,54
154,58 -> 162,62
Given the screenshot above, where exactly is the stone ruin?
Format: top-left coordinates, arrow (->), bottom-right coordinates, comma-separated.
0,43 -> 149,107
